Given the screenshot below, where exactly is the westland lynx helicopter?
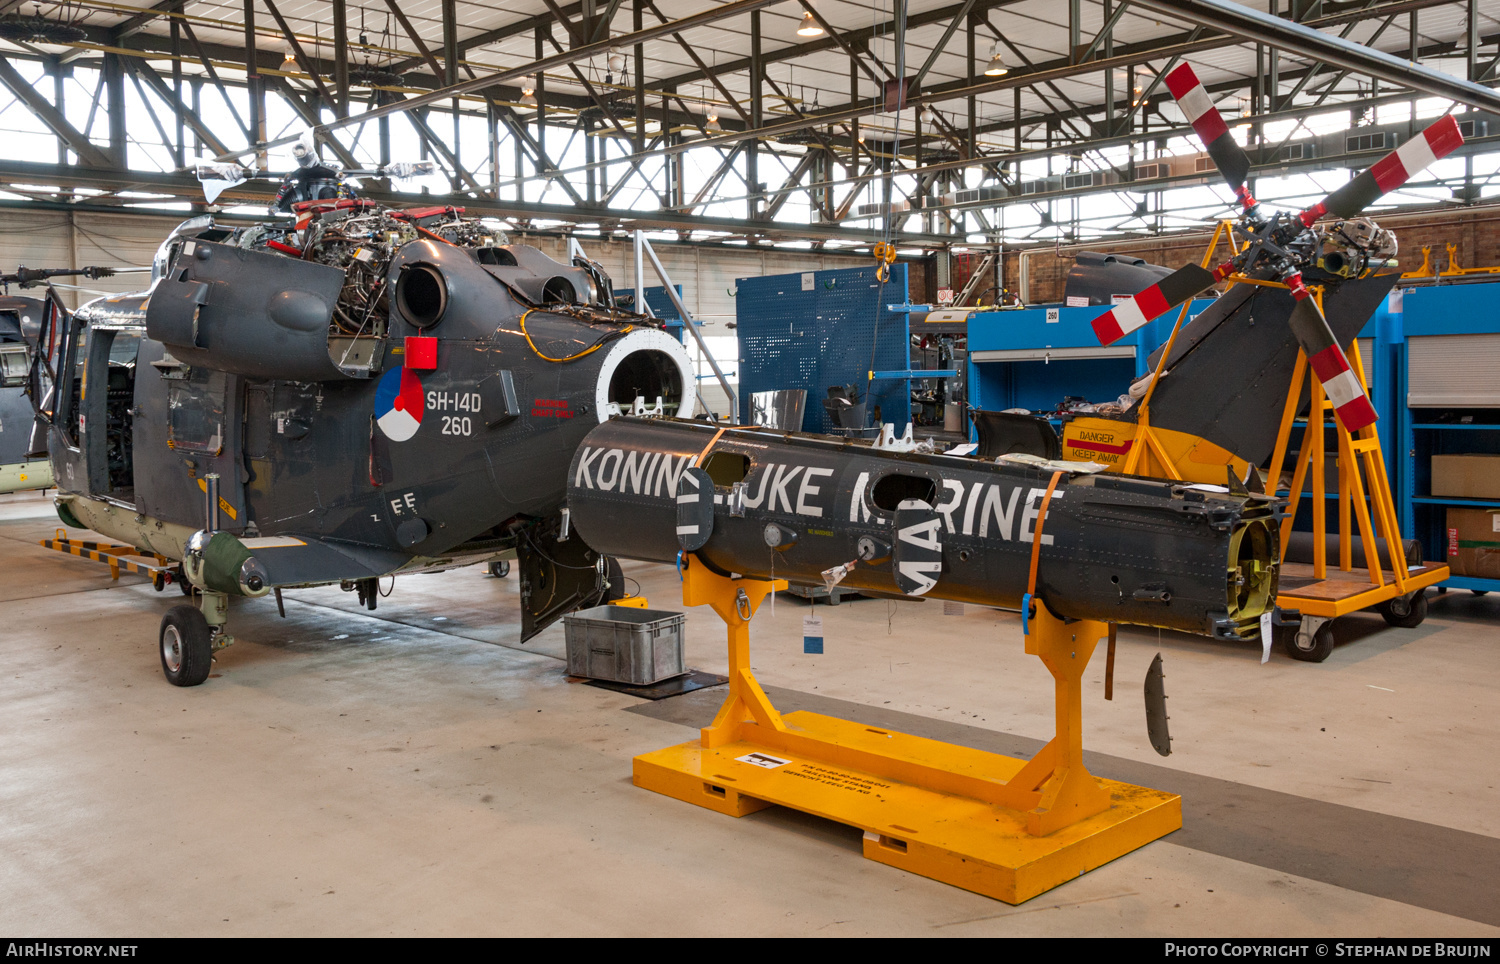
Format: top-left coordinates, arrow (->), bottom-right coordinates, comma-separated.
30,142 -> 697,687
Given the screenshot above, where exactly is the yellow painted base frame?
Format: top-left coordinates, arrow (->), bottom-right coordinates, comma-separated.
635,557 -> 1181,905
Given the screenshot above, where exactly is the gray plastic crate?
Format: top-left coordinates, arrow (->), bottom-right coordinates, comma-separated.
563,605 -> 687,685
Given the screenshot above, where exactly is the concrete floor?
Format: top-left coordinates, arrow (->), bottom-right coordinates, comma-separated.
1,490 -> 1497,937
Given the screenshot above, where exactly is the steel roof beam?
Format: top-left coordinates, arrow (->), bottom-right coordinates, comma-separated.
220,0 -> 790,158
499,0 -> 1464,190
1128,0 -> 1500,113
0,157 -> 952,244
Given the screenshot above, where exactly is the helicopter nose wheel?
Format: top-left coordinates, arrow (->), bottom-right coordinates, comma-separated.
160,604 -> 213,686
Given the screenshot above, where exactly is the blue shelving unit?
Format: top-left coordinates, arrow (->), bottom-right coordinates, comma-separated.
963,299 -> 1217,440
1395,282 -> 1500,593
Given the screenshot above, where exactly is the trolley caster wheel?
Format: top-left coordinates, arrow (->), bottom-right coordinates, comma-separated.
1438,586 -> 1448,594
487,559 -> 511,578
160,604 -> 212,687
1379,589 -> 1428,628
152,570 -> 166,592
1281,619 -> 1335,662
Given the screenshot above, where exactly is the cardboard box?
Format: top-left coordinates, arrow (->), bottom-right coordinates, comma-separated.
1431,454 -> 1500,500
1446,507 -> 1500,579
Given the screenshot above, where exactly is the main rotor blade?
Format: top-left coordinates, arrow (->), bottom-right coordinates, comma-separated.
1091,263 -> 1218,345
1287,294 -> 1377,432
1299,115 -> 1464,225
1165,64 -> 1253,203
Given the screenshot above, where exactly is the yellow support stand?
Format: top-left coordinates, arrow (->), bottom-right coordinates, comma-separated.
1265,334 -> 1449,619
633,556 -> 1182,904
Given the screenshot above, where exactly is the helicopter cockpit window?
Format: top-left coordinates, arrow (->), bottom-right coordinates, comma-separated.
0,344 -> 27,387
167,369 -> 227,456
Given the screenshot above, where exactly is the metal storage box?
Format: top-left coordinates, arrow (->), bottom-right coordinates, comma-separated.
563,605 -> 687,684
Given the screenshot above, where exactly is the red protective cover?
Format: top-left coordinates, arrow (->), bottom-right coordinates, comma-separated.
404,335 -> 438,370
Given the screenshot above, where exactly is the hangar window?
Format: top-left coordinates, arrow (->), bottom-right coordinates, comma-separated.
871,473 -> 936,512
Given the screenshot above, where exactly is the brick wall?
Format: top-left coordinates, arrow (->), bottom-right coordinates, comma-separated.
1014,202 -> 1500,305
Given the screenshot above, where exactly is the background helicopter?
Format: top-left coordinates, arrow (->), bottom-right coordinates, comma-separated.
31,138 -> 698,687
195,130 -> 438,212
0,265 -> 146,495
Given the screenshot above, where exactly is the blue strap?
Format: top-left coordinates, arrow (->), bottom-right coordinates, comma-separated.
1021,592 -> 1032,636
675,551 -> 684,581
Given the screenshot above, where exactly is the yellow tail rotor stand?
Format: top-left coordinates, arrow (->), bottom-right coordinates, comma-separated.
631,555 -> 1181,904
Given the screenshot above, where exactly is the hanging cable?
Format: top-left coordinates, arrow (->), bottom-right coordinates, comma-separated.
518,308 -> 635,363
864,0 -> 907,413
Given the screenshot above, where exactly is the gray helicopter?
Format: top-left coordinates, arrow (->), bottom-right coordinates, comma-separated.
30,163 -> 696,687
0,288 -> 50,494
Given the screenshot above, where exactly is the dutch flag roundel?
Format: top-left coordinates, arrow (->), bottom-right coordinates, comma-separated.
374,367 -> 424,442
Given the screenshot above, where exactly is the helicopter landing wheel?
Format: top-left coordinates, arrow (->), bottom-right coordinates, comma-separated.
160,604 -> 212,687
1280,617 -> 1334,663
488,559 -> 511,578
177,564 -> 195,596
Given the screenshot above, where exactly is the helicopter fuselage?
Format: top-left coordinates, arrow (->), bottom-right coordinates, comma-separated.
39,204 -> 695,640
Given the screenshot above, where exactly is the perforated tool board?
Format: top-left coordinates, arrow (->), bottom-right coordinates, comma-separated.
735,264 -> 911,434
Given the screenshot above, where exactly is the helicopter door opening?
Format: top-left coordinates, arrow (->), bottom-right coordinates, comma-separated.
73,327 -> 141,504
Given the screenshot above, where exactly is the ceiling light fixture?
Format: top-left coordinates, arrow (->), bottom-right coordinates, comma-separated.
706,108 -> 721,132
281,48 -> 298,72
984,43 -> 1007,76
521,75 -> 537,108
797,10 -> 824,37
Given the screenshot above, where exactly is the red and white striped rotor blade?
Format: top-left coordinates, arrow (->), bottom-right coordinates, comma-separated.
1091,263 -> 1219,346
1299,115 -> 1464,225
1165,63 -> 1253,204
1287,295 -> 1377,432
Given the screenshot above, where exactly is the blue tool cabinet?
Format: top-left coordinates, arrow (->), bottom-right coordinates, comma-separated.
964,299 -> 1216,436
